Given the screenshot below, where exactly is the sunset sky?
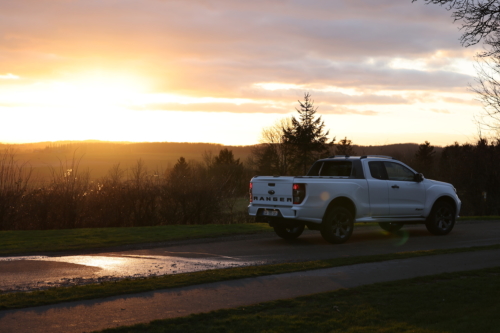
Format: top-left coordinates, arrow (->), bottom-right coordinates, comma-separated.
0,0 -> 484,146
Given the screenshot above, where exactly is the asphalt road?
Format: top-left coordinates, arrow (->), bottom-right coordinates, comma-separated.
1,220 -> 500,291
122,220 -> 500,262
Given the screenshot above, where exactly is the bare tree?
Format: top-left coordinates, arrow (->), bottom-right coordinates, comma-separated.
415,0 -> 500,55
472,53 -> 500,133
416,1 -> 500,132
251,118 -> 294,175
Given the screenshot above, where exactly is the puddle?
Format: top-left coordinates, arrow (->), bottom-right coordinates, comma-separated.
0,254 -> 264,293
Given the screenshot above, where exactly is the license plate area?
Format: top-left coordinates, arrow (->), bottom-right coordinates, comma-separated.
262,209 -> 279,216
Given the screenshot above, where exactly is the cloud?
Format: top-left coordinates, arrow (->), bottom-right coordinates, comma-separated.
317,105 -> 379,116
0,73 -> 19,80
129,102 -> 290,114
442,96 -> 482,106
431,108 -> 451,114
0,0 -> 480,113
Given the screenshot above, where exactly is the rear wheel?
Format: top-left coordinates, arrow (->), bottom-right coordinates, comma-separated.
273,224 -> 305,240
321,207 -> 354,244
379,222 -> 403,233
426,201 -> 455,235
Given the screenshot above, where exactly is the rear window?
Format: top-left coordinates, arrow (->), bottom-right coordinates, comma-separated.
307,161 -> 352,177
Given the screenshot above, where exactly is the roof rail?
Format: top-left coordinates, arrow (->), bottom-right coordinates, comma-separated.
328,155 -> 350,158
360,155 -> 395,160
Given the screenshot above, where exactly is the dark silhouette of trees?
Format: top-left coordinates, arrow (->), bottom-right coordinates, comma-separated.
170,157 -> 190,178
414,141 -> 436,178
438,138 -> 500,215
283,93 -> 333,174
214,149 -> 241,166
250,118 -> 293,175
211,148 -> 244,192
335,137 -> 354,156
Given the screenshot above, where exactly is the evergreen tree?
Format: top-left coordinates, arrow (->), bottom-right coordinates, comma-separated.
214,148 -> 242,166
283,93 -> 333,174
414,141 -> 436,177
335,137 -> 354,156
212,148 -> 245,195
170,156 -> 190,178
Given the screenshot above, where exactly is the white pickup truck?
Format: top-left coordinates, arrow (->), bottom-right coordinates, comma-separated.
248,155 -> 461,244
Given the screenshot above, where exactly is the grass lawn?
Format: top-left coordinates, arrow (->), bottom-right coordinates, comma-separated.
2,244 -> 500,310
0,223 -> 272,255
98,266 -> 500,333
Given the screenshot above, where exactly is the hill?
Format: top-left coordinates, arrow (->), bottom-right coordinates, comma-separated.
1,140 -> 442,179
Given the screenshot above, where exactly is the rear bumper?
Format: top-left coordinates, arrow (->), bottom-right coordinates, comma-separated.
248,205 -> 296,219
248,205 -> 322,224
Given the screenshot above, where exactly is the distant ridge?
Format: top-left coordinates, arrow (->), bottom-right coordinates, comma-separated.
0,140 -> 443,158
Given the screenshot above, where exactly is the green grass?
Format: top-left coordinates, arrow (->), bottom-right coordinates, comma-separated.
2,244 -> 500,311
98,266 -> 500,333
0,224 -> 271,255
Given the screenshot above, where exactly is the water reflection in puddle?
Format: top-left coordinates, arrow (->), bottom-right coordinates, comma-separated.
0,254 -> 264,292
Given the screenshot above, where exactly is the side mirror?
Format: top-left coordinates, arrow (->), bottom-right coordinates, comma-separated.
414,173 -> 424,182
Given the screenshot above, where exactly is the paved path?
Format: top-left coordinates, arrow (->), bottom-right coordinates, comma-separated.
2,249 -> 500,333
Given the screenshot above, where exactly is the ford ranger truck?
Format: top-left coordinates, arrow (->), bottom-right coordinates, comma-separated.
248,155 -> 461,244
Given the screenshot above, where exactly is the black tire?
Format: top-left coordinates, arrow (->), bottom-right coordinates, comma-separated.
378,222 -> 404,232
320,207 -> 354,244
426,201 -> 455,235
273,224 -> 305,240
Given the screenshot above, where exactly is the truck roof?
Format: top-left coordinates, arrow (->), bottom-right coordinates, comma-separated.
318,155 -> 397,161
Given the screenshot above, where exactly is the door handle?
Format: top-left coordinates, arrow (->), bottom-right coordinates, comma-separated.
391,185 -> 399,189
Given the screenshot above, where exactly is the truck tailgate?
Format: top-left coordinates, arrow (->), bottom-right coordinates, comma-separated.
251,176 -> 294,206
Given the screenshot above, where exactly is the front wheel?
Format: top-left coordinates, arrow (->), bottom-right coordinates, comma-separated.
321,207 -> 354,244
426,201 -> 455,235
274,224 -> 305,240
379,222 -> 404,233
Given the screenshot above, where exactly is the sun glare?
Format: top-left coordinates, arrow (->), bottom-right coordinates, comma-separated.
52,74 -> 147,108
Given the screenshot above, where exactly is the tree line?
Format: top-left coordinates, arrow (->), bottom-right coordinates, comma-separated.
0,148 -> 252,231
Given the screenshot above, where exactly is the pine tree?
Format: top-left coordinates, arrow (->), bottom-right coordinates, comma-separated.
414,141 -> 435,178
170,156 -> 190,178
283,93 -> 333,174
335,137 -> 354,156
214,148 -> 241,166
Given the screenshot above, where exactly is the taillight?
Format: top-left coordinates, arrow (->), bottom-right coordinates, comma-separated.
249,182 -> 253,202
292,183 -> 306,204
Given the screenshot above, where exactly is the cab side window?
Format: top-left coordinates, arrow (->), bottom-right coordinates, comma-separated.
307,162 -> 322,176
368,161 -> 387,180
320,161 -> 352,177
384,162 -> 415,181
